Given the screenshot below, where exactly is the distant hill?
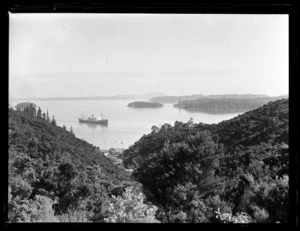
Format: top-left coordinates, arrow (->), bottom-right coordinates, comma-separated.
150,94 -> 205,104
205,94 -> 268,99
15,92 -> 167,101
150,94 -> 269,104
173,96 -> 287,114
128,101 -> 163,108
114,92 -> 166,100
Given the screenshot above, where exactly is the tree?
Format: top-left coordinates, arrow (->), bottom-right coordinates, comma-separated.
31,104 -> 37,117
70,126 -> 74,135
133,131 -> 224,222
24,104 -> 37,117
42,112 -> 46,120
8,150 -> 35,200
151,125 -> 159,134
109,148 -> 115,155
51,115 -> 57,126
55,162 -> 90,215
47,110 -> 50,122
187,117 -> 194,126
37,107 -> 42,119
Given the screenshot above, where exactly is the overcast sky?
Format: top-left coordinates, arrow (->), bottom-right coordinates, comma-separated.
9,13 -> 288,98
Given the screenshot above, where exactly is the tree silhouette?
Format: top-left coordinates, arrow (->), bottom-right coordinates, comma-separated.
37,107 -> 42,119
24,104 -> 37,117
47,110 -> 50,122
51,115 -> 57,126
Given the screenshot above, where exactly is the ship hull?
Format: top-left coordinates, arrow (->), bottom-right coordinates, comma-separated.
79,119 -> 108,124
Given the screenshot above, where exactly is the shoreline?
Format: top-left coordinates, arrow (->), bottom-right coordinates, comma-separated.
101,148 -> 125,154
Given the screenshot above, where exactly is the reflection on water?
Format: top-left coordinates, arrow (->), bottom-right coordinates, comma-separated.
78,122 -> 108,129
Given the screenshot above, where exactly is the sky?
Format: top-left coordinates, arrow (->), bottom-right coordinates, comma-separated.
9,13 -> 288,98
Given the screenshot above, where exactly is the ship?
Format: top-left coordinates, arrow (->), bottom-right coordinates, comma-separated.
78,114 -> 108,124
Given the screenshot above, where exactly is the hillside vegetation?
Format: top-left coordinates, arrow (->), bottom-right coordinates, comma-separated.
8,98 -> 289,223
123,99 -> 289,223
8,107 -> 159,222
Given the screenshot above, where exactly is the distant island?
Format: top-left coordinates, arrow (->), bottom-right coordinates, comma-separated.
150,94 -> 269,104
128,101 -> 163,108
173,95 -> 288,114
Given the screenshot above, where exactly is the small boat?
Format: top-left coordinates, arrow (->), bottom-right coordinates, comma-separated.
79,114 -> 108,124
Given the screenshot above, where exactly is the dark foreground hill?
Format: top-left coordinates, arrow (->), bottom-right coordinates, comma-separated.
8,108 -> 136,222
123,99 -> 289,223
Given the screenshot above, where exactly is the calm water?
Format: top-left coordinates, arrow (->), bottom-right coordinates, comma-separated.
10,99 -> 240,150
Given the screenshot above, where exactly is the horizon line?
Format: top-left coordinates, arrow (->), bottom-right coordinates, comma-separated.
9,93 -> 289,101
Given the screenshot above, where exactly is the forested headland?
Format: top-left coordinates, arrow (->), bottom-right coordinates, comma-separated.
173,96 -> 287,114
150,94 -> 285,104
150,94 -> 287,114
8,99 -> 289,223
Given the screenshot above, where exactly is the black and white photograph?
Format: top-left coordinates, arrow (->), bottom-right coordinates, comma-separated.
8,9 -> 290,223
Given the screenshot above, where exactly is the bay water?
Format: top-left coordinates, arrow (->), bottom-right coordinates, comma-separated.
9,99 -> 240,150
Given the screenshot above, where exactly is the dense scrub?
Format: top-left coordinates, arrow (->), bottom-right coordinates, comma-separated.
8,107 -> 157,222
124,99 -> 289,223
8,99 -> 289,223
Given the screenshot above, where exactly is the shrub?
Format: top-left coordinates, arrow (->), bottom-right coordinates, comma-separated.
104,187 -> 159,223
9,195 -> 58,222
215,208 -> 252,223
56,210 -> 89,222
